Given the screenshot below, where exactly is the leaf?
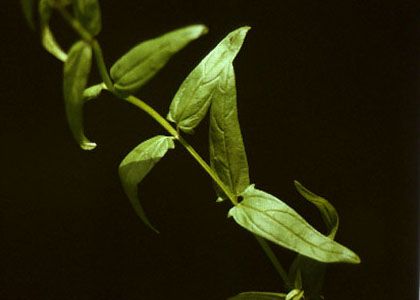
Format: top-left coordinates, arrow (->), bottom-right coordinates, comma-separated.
294,180 -> 338,238
119,135 -> 175,232
209,64 -> 249,200
39,0 -> 68,61
83,82 -> 106,101
63,40 -> 95,150
21,0 -> 36,30
288,181 -> 341,298
285,289 -> 304,300
110,25 -> 208,96
228,291 -> 287,300
228,185 -> 360,264
41,26 -> 68,62
73,0 -> 102,36
167,26 -> 250,134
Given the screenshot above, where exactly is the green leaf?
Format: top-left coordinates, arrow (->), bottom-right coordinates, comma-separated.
167,26 -> 250,134
294,180 -> 338,238
228,185 -> 360,264
83,82 -> 106,101
21,0 -> 36,30
285,289 -> 304,300
73,0 -> 102,36
288,181 -> 341,298
41,26 -> 68,61
63,40 -> 95,150
119,135 -> 175,232
110,24 -> 208,96
39,0 -> 68,61
228,291 -> 287,300
209,64 -> 249,200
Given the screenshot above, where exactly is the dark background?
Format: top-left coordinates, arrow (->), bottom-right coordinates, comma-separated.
0,0 -> 418,299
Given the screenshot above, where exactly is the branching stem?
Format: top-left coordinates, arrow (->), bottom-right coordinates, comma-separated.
55,4 -> 291,288
124,96 -> 237,205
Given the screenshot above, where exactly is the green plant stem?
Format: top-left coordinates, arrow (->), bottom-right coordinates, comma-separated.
255,235 -> 293,289
124,96 -> 293,290
56,5 -> 92,42
56,6 -> 114,91
124,95 -> 237,205
55,4 -> 290,288
92,40 -> 114,91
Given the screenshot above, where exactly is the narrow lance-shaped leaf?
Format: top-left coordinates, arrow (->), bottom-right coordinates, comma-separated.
228,185 -> 360,264
21,0 -> 36,30
209,64 -> 249,200
73,0 -> 102,36
119,135 -> 175,232
288,181 -> 341,298
167,26 -> 250,134
294,180 -> 338,239
63,40 -> 96,150
110,25 -> 208,96
229,291 -> 287,300
39,0 -> 68,62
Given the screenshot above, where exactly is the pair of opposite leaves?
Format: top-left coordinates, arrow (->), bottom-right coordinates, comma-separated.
38,0 -> 359,265
25,1 -> 360,298
112,27 -> 360,265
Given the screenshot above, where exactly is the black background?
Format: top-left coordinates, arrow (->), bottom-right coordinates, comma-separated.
0,0 -> 418,299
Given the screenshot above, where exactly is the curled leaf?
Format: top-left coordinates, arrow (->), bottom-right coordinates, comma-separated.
73,0 -> 102,36
167,26 -> 250,133
209,64 -> 249,199
110,25 -> 208,96
119,135 -> 175,232
39,0 -> 68,61
289,181 -> 341,298
294,180 -> 338,238
228,185 -> 360,264
41,26 -> 68,62
63,40 -> 95,150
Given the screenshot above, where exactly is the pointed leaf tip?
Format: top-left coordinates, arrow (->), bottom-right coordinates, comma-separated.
119,136 -> 175,232
168,26 -> 250,133
39,0 -> 68,61
209,64 -> 250,200
110,24 -> 208,95
293,180 -> 339,239
63,41 -> 95,150
230,185 -> 361,264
